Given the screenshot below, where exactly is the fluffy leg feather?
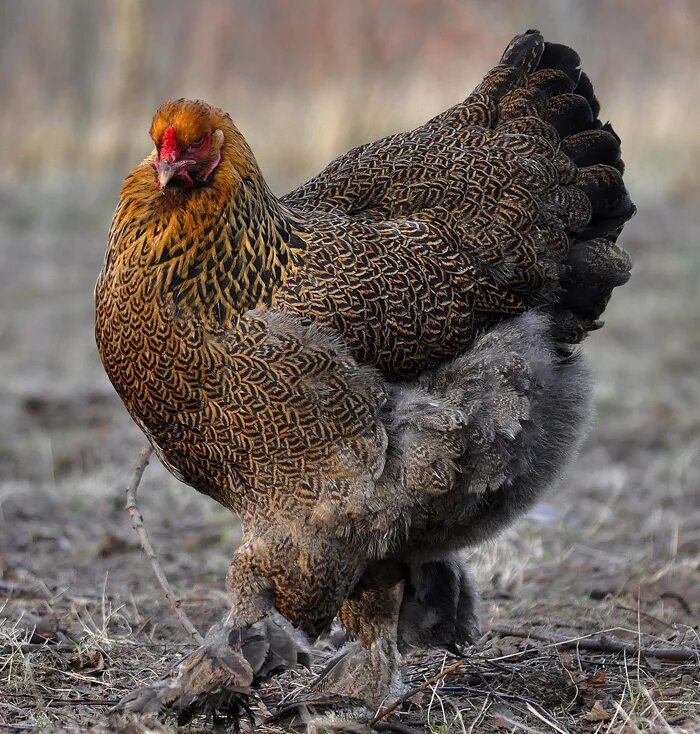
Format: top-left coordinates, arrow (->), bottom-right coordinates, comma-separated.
397,555 -> 480,654
315,561 -> 405,708
121,525 -> 362,721
121,611 -> 309,724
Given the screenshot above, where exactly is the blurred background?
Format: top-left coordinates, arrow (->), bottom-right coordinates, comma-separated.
2,0 -> 700,194
1,2 -> 699,730
1,0 -> 699,404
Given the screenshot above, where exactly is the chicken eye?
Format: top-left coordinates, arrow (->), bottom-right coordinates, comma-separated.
189,135 -> 206,150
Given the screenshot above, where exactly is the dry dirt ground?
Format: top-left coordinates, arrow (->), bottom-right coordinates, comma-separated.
0,180 -> 698,732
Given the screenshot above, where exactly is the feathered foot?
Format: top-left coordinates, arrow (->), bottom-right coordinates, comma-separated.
120,611 -> 310,725
308,562 -> 406,709
398,555 -> 481,654
265,644 -> 400,732
313,639 -> 404,707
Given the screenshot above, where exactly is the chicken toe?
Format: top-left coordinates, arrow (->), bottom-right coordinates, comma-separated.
120,611 -> 310,723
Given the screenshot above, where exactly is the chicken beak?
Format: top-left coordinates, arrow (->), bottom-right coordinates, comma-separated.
156,160 -> 176,189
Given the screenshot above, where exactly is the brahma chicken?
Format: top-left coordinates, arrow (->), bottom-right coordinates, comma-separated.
95,30 -> 634,722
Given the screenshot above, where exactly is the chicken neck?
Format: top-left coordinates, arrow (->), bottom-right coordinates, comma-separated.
151,174 -> 307,325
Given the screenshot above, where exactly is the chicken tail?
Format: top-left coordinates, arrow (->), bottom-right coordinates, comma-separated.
494,30 -> 635,340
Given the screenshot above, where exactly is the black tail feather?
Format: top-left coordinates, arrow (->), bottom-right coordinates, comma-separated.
538,40 -> 581,76
501,31 -> 635,341
499,28 -> 544,73
562,128 -> 624,172
561,238 -> 631,320
573,71 -> 601,117
548,93 -> 597,138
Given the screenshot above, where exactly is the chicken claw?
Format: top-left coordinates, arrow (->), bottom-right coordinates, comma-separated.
120,612 -> 310,725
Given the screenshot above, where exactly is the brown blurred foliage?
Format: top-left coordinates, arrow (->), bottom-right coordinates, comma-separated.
2,0 -> 699,198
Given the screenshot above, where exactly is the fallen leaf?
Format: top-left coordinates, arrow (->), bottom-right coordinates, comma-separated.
69,649 -> 106,673
578,669 -> 608,693
583,701 -> 612,722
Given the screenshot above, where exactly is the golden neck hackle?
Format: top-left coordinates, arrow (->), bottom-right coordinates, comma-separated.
104,124 -> 306,328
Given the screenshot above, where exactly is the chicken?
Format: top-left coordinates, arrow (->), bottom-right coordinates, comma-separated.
95,30 -> 634,721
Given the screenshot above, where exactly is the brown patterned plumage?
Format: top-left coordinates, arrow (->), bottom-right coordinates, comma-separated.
97,30 -> 634,720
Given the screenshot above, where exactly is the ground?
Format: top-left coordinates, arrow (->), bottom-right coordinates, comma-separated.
0,180 -> 698,733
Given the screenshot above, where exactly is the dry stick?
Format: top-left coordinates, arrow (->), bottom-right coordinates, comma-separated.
490,624 -> 699,662
373,722 -> 424,734
371,658 -> 465,725
10,692 -> 119,707
0,643 -> 76,655
125,446 -> 203,644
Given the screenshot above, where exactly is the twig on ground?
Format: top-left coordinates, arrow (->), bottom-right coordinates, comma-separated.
125,446 -> 203,644
614,604 -> 678,630
371,658 -> 465,724
525,702 -> 570,734
373,722 -> 423,734
0,642 -> 75,655
9,692 -> 119,707
490,624 -> 699,662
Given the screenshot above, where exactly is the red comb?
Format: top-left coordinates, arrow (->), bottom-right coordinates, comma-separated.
160,126 -> 178,161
